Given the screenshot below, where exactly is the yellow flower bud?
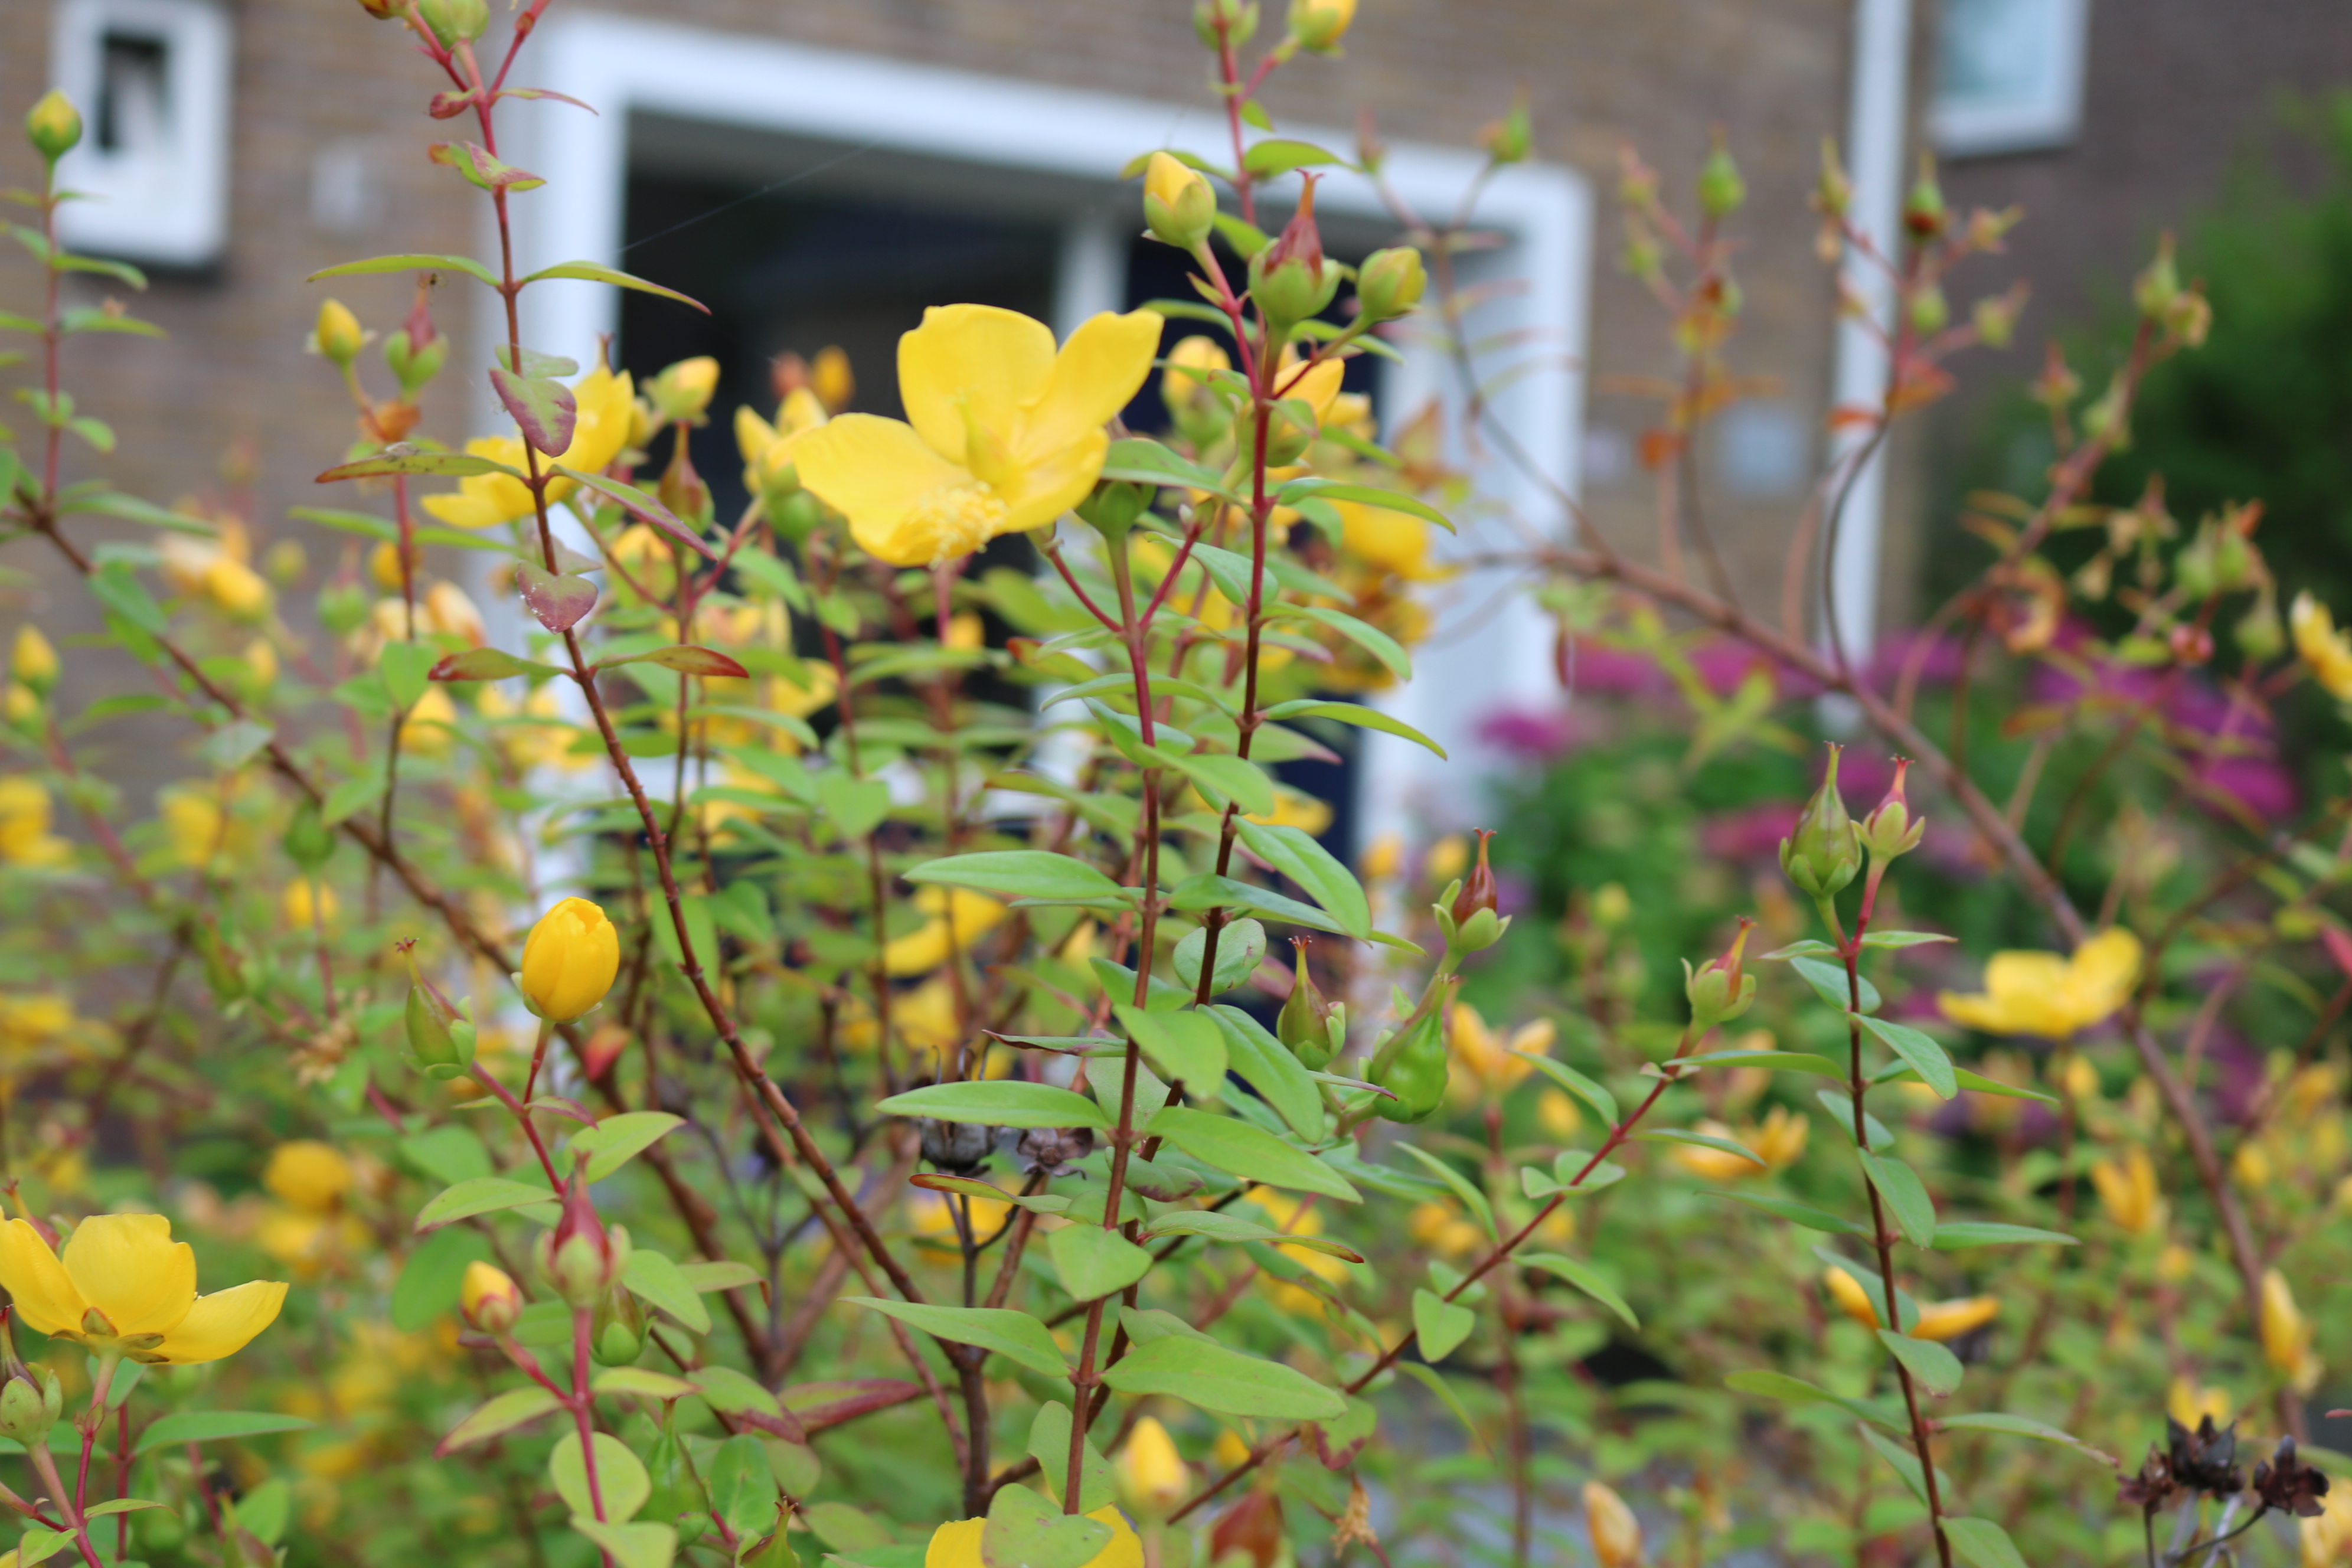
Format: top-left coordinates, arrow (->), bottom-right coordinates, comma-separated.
1583,1481 -> 1643,1568
810,345 -> 854,414
10,627 -> 57,697
1288,0 -> 1357,51
2089,1146 -> 2164,1236
1537,1087 -> 1581,1141
652,356 -> 720,422
1823,1265 -> 1879,1329
244,638 -> 280,690
1144,151 -> 1217,250
1118,1416 -> 1187,1513
460,1260 -> 522,1334
397,686 -> 457,758
25,91 -> 81,162
1426,834 -> 1468,886
734,403 -> 778,467
3,684 -> 37,727
1360,829 -> 1403,883
1911,1295 -> 1999,1342
368,541 -> 409,592
520,896 -> 620,1023
2262,1269 -> 2317,1384
314,300 -> 364,369
2165,1376 -> 2232,1430
263,1141 -> 354,1213
201,555 -> 272,621
282,877 -> 339,932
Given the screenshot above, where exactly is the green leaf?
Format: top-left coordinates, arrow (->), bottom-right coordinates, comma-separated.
1857,1151 -> 1938,1248
1392,1144 -> 1495,1245
321,769 -> 387,827
1723,1370 -> 1905,1431
695,1366 -> 782,1417
841,1298 -> 1068,1378
877,1081 -> 1109,1130
1673,1048 -> 1845,1077
1165,873 -> 1347,936
430,138 -> 546,193
1114,1004 -> 1226,1088
1272,478 -> 1453,533
1097,437 -> 1226,495
1514,1054 -> 1618,1125
906,851 -> 1127,905
1941,1517 -> 2029,1568
201,718 -> 273,771
1934,1412 -> 2116,1462
592,1367 -> 699,1400
1169,752 -> 1276,818
1877,1331 -> 1964,1398
1949,1067 -> 2060,1107
135,1410 -> 315,1455
1857,1015 -> 1956,1099
1762,939 -> 1839,960
552,466 -> 716,559
1789,955 -> 1880,1013
90,560 -> 165,634
309,251 -> 500,288
571,1518 -> 677,1568
381,639 -> 437,710
1099,1333 -> 1345,1419
1639,1127 -> 1763,1167
1859,930 -> 1957,949
1703,1190 -> 1866,1236
1858,1423 -> 1949,1508
414,1175 -> 556,1231
432,646 -> 559,682
519,260 -> 710,313
1139,1210 -> 1361,1261
1520,1252 -> 1637,1329
81,1498 -> 166,1519
710,1433 -> 779,1538
390,1224 -> 491,1331
1930,1221 -> 2078,1250
622,1249 -> 715,1334
1255,700 -> 1446,759
569,1111 -> 685,1182
1280,603 -> 1411,682
436,1387 -> 564,1454
318,446 -> 522,482
551,1430 -> 651,1521
1412,1288 -> 1475,1361
1145,1106 -> 1358,1201
982,1484 -> 1110,1568
1024,1403 -> 1115,1513
1173,918 -> 1265,997
1207,1005 -> 1324,1139
17,1528 -> 73,1567
1046,1224 -> 1155,1303
1233,820 -> 1369,937
1240,138 -> 1350,177
678,1260 -> 763,1293
1393,1362 -> 1488,1453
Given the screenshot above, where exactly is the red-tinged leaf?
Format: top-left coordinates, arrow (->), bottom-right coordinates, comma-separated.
432,647 -> 558,682
733,1406 -> 811,1443
428,90 -> 474,120
518,561 -> 598,633
501,87 -> 599,114
490,367 -> 577,456
520,260 -> 710,315
779,1379 -> 925,1434
318,446 -> 522,483
598,645 -> 749,679
429,141 -> 545,193
2322,926 -> 2352,979
551,465 -> 716,558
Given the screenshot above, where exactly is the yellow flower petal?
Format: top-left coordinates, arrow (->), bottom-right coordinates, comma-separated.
63,1213 -> 196,1337
790,414 -> 989,567
925,1517 -> 986,1568
0,1218 -> 87,1335
995,428 -> 1110,535
1020,309 -> 1164,459
152,1279 -> 288,1364
900,305 -> 1059,466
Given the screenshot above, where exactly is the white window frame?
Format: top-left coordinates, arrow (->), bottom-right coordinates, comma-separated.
1928,0 -> 2092,158
50,0 -> 234,267
501,12 -> 1591,844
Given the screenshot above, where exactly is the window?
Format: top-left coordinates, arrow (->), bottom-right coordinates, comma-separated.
504,15 -> 1590,840
50,0 -> 234,267
1929,0 -> 2091,158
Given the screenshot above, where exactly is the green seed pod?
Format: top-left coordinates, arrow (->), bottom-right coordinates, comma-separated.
1779,744 -> 1863,899
1276,941 -> 1335,1070
25,91 -> 81,162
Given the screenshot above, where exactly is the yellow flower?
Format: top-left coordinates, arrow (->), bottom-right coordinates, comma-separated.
2166,1376 -> 2232,1430
1118,1416 -> 1187,1513
0,1213 -> 285,1364
423,581 -> 486,645
1244,786 -> 1334,838
0,777 -> 70,867
1360,830 -> 1402,883
11,626 -> 58,694
1160,334 -> 1230,426
1447,1004 -> 1553,1102
883,888 -> 1008,977
2261,1269 -> 2322,1390
811,345 -> 855,414
942,612 -> 985,652
789,304 -> 1160,566
2233,1139 -> 2275,1191
0,994 -> 74,1056
1823,1265 -> 1880,1328
1670,1120 -> 1760,1184
1911,1296 -> 2000,1342
1537,1088 -> 1582,1141
1426,834 -> 1468,886
398,685 -> 458,758
2292,592 -> 2352,700
2302,1476 -> 2352,1567
1338,499 -> 1442,581
244,637 -> 280,690
1407,1200 -> 1482,1259
1211,1429 -> 1252,1470
925,1508 -> 1141,1568
264,1142 -> 354,1213
1938,927 -> 2141,1040
2089,1147 -> 2164,1235
201,554 -> 271,620
420,364 -> 636,528
282,877 -> 339,931
1752,1105 -> 1809,1170
519,896 -> 620,1023
1583,1480 -> 1644,1568
2,684 -> 33,725
1244,1187 -> 1352,1283
894,978 -> 963,1058
478,684 -> 588,772
159,785 -> 240,871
